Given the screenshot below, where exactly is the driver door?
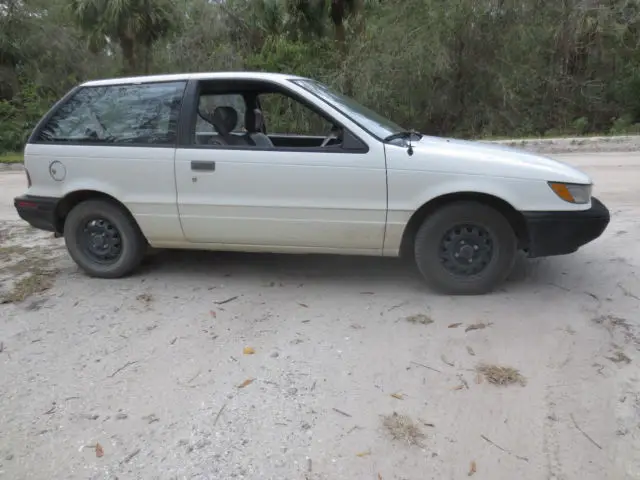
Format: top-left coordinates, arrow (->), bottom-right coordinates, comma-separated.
174,80 -> 387,253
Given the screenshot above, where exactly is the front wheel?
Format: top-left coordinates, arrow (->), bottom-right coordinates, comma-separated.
63,199 -> 147,279
414,202 -> 517,295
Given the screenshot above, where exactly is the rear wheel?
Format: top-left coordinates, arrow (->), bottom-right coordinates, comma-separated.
63,199 -> 146,278
414,202 -> 517,295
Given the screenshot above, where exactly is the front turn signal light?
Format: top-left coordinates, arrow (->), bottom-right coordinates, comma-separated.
548,182 -> 592,204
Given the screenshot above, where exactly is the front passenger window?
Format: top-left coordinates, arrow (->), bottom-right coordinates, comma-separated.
193,93 -> 249,146
258,93 -> 332,137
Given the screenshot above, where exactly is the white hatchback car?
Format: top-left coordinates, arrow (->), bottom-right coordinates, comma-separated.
14,72 -> 610,294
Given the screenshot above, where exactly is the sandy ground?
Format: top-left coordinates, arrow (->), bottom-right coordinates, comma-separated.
1,152 -> 639,480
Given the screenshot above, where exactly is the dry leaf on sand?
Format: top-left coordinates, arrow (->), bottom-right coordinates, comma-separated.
237,378 -> 255,388
465,323 -> 492,332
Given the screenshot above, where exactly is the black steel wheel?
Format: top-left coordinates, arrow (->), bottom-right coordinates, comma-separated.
414,202 -> 517,295
439,224 -> 494,276
80,217 -> 123,265
64,199 -> 147,278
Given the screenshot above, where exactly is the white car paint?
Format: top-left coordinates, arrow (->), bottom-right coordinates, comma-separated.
174,145 -> 388,252
383,137 -> 593,254
25,144 -> 184,242
22,72 -> 595,256
412,136 -> 592,184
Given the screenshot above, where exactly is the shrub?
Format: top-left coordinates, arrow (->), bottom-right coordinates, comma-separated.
0,83 -> 52,154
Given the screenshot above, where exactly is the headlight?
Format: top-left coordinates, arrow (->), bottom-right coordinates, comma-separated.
548,182 -> 592,204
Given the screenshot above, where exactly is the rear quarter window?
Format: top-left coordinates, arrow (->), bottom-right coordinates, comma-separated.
36,81 -> 187,146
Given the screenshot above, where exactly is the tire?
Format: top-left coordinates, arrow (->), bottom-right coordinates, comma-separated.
414,201 -> 517,295
63,199 -> 147,279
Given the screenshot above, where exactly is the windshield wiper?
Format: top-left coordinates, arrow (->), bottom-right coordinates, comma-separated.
383,130 -> 422,143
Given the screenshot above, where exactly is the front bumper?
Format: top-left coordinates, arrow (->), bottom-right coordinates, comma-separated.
523,196 -> 610,258
14,195 -> 59,233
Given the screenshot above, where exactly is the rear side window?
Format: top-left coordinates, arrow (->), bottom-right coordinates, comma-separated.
36,81 -> 187,146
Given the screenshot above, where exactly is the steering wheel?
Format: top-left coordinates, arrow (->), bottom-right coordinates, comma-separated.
321,125 -> 342,147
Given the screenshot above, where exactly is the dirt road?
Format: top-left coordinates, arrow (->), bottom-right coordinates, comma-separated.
1,152 -> 639,480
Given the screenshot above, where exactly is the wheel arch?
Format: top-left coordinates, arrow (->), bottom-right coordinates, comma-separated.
54,190 -> 140,235
399,192 -> 529,259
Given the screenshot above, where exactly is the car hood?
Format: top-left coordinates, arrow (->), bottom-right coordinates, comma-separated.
407,135 -> 592,184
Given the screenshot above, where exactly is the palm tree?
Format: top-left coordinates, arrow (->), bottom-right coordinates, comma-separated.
277,0 -> 366,49
69,0 -> 175,75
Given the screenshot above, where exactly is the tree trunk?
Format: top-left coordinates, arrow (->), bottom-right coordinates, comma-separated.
143,0 -> 151,74
0,0 -> 20,100
330,0 -> 366,52
119,35 -> 138,75
144,43 -> 152,75
0,64 -> 19,101
352,0 -> 365,36
331,0 -> 347,52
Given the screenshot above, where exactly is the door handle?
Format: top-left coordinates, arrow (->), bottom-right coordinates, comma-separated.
191,161 -> 216,171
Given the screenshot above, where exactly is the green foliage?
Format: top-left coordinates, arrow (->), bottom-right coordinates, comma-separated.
336,0 -> 640,138
609,115 -> 640,135
0,83 -> 54,153
5,0 -> 640,154
284,0 -> 328,40
573,118 -> 589,136
0,153 -> 24,164
245,36 -> 337,78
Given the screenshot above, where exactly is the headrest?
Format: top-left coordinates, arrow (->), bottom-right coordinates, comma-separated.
212,106 -> 238,134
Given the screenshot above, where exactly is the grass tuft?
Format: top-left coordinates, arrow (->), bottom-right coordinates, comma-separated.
0,153 -> 24,164
382,412 -> 425,446
1,270 -> 56,304
476,363 -> 527,386
405,314 -> 434,325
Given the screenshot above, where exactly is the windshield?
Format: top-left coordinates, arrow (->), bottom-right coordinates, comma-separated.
292,79 -> 405,141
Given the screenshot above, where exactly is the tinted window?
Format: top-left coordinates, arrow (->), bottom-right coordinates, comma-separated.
37,81 -> 187,145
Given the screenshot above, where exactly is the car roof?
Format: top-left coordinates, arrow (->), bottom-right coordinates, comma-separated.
80,71 -> 308,87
